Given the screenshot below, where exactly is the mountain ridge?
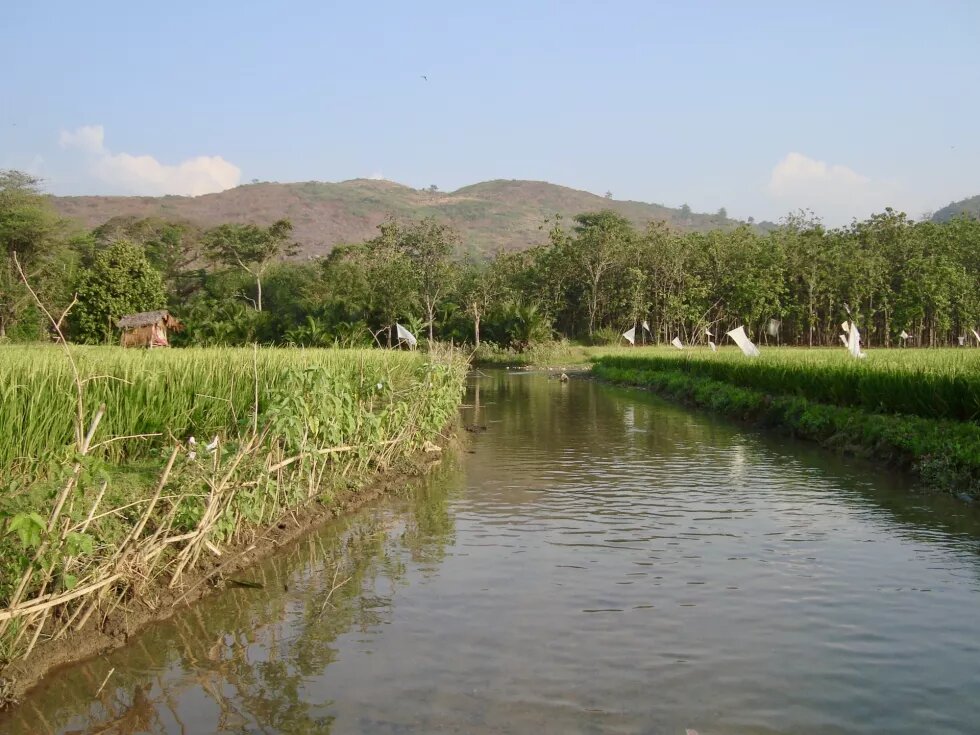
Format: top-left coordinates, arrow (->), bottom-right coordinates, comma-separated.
931,194 -> 980,223
49,178 -> 745,256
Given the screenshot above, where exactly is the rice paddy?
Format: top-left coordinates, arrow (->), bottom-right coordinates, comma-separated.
595,346 -> 980,423
0,345 -> 461,472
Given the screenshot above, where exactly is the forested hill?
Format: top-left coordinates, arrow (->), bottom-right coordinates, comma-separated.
49,179 -> 742,257
931,194 -> 980,223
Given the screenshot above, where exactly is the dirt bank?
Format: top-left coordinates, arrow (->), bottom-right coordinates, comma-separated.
0,432 -> 461,709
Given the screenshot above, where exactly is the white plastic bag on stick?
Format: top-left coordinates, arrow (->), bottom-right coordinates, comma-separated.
726,326 -> 760,357
395,323 -> 417,348
845,321 -> 866,359
671,336 -> 684,350
622,327 -> 636,345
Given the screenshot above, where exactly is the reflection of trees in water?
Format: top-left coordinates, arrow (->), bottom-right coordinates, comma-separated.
466,371 -> 740,458
466,371 -> 980,563
4,464 -> 460,735
401,473 -> 459,569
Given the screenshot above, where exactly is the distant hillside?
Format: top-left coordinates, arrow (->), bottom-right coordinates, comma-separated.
932,195 -> 980,223
50,179 -> 744,257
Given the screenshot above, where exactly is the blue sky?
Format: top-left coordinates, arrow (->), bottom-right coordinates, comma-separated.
2,0 -> 977,224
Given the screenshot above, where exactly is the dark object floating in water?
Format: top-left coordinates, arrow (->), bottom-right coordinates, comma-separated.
465,424 -> 487,433
228,579 -> 264,589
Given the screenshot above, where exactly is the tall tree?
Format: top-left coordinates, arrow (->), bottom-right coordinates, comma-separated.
72,241 -> 167,343
203,219 -> 297,311
93,216 -> 202,299
399,218 -> 460,342
0,171 -> 66,339
458,259 -> 503,347
570,211 -> 633,336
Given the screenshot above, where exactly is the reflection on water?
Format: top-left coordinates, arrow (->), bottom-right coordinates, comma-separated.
6,370 -> 980,735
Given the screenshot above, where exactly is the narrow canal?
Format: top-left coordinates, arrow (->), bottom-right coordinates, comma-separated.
6,370 -> 980,734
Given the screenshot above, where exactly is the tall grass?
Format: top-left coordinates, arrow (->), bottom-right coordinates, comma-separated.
0,345 -> 445,472
0,344 -> 468,668
596,347 -> 980,423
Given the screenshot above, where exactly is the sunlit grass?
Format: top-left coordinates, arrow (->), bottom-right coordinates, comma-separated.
594,346 -> 980,422
0,345 -> 449,472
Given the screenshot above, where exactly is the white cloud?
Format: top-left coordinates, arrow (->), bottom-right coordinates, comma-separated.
93,152 -> 241,197
766,152 -> 904,225
58,124 -> 241,196
59,125 -> 105,154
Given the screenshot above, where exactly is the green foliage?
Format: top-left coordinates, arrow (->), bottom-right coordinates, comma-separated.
93,215 -> 202,298
0,170 -> 70,339
71,240 -> 167,343
203,219 -> 298,311
7,512 -> 45,549
596,348 -> 980,422
588,326 -> 622,346
386,216 -> 458,341
2,167 -> 978,355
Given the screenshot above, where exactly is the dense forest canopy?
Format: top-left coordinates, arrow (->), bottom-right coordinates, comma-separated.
2,170 -> 979,349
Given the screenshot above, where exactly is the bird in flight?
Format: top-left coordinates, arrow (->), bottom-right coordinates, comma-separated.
421,75 -> 428,81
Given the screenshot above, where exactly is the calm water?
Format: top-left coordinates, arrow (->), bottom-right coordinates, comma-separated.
6,370 -> 980,735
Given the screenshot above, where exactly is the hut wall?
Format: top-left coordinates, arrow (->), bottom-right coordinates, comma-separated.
121,325 -> 154,347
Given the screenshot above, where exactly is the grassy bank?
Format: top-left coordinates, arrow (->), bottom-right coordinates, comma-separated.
0,344 -> 467,673
593,349 -> 980,498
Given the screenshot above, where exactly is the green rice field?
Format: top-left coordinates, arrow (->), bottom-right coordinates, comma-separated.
0,345 -> 465,472
594,346 -> 980,423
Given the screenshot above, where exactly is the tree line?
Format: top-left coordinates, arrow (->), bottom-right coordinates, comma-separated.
2,169 -> 978,349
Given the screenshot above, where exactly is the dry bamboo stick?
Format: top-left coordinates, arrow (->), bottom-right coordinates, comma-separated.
119,446 -> 179,550
0,574 -> 122,622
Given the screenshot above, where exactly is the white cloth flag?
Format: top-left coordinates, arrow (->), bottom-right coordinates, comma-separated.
972,329 -> 980,344
900,330 -> 910,340
726,326 -> 760,357
622,327 -> 636,345
957,336 -> 966,346
395,323 -> 417,347
767,319 -> 781,337
671,336 -> 684,350
641,320 -> 651,333
844,320 -> 866,359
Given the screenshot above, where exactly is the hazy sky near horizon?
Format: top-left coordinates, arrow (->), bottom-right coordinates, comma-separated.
2,0 -> 978,225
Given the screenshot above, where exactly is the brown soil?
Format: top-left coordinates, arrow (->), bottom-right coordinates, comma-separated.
0,432 -> 460,709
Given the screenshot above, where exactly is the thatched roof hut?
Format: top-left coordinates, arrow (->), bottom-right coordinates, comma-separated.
116,310 -> 183,348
